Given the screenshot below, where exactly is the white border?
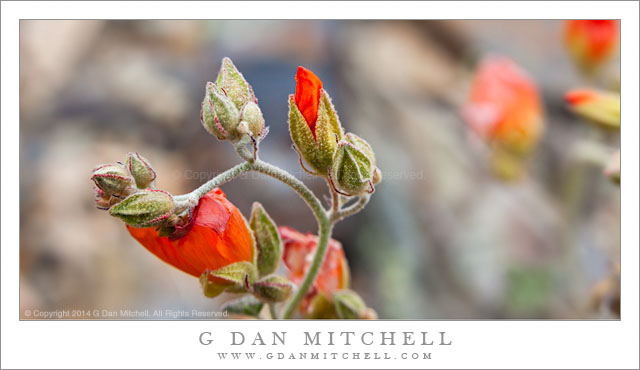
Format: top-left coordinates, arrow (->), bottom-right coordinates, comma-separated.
2,1 -> 638,369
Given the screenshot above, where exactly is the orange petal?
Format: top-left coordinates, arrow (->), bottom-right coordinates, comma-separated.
294,66 -> 323,136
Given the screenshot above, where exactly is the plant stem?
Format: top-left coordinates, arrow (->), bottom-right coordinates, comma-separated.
174,158 -> 364,319
269,303 -> 278,320
331,195 -> 370,222
249,160 -> 333,319
282,219 -> 333,319
173,161 -> 253,205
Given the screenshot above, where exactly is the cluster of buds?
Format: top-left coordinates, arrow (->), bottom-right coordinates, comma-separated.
92,58 -> 378,319
201,58 -> 266,147
289,67 -> 381,196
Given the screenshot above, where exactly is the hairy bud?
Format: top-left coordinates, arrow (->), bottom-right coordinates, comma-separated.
126,152 -> 156,189
91,163 -> 135,197
109,189 -> 174,228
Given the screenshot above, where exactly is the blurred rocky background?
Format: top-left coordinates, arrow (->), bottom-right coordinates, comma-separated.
20,20 -> 620,319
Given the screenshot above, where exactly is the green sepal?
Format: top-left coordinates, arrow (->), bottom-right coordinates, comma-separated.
209,261 -> 258,290
249,202 -> 282,277
252,275 -> 293,303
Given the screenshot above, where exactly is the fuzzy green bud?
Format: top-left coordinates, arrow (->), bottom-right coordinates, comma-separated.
333,289 -> 367,319
109,189 -> 174,227
216,57 -> 257,110
329,134 -> 378,196
91,163 -> 135,197
201,82 -> 241,140
239,101 -> 265,139
126,152 -> 156,189
288,90 -> 344,176
252,275 -> 293,303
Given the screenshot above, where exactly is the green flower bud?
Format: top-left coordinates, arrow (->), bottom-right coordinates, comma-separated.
91,163 -> 135,197
239,101 -> 265,139
333,289 -> 366,319
221,295 -> 264,318
109,189 -> 174,228
252,275 -> 293,303
249,202 -> 282,277
125,152 -> 156,189
288,90 -> 344,176
216,57 -> 257,110
329,134 -> 377,196
201,82 -> 241,140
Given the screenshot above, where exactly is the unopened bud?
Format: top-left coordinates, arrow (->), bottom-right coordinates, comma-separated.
329,134 -> 377,196
126,152 -> 156,189
216,57 -> 257,109
91,163 -> 135,197
220,295 -> 264,317
201,82 -> 241,140
240,101 -> 265,139
333,289 -> 367,319
252,275 -> 293,303
109,189 -> 174,227
565,89 -> 620,129
94,186 -> 119,210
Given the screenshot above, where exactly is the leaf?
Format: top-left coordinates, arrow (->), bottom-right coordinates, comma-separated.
221,295 -> 265,317
249,202 -> 282,277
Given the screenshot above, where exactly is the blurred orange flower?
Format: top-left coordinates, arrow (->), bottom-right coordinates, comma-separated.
462,56 -> 544,156
564,20 -> 619,73
127,188 -> 254,278
280,226 -> 350,312
294,66 -> 323,139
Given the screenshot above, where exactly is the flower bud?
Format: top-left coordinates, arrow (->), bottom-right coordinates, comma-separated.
126,152 -> 156,189
91,163 -> 135,197
239,101 -> 265,139
289,67 -> 343,176
201,82 -> 241,140
109,189 -> 174,228
565,89 -> 620,130
252,275 -> 293,303
94,186 -> 119,210
249,202 -> 283,277
564,20 -> 619,74
216,57 -> 257,110
333,289 -> 366,319
329,135 -> 377,196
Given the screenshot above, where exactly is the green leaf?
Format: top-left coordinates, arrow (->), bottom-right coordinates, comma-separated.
221,295 -> 265,317
250,202 -> 282,277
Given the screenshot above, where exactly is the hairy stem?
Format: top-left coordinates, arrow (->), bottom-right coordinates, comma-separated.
173,161 -> 253,205
174,158 -> 366,319
282,219 -> 333,319
331,195 -> 370,223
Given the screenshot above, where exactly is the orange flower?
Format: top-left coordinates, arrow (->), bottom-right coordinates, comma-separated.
127,188 -> 254,278
280,226 -> 349,306
564,20 -> 619,72
294,66 -> 323,139
462,56 -> 544,155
